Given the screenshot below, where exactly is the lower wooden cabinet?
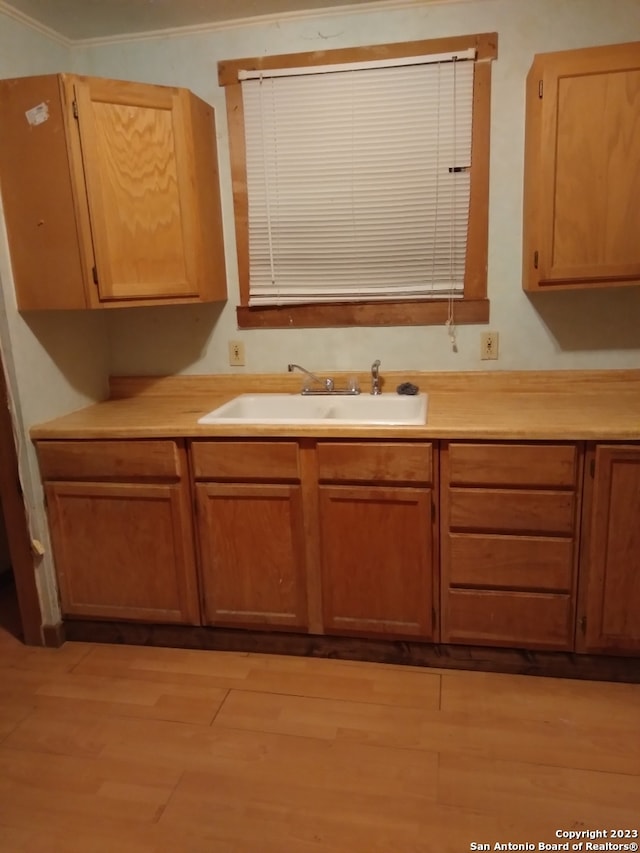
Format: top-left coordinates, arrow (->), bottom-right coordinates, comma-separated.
577,444 -> 640,654
36,440 -> 200,624
190,438 -> 436,639
319,485 -> 434,638
317,442 -> 436,640
440,441 -> 582,650
192,441 -> 308,629
35,433 -> 640,664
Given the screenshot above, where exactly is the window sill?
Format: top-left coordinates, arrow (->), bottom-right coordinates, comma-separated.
237,299 -> 490,329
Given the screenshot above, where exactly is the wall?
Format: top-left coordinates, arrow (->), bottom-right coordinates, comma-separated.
72,0 -> 640,377
0,0 -> 639,627
0,12 -> 110,625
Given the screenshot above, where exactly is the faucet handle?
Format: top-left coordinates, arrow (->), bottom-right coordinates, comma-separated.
371,359 -> 382,395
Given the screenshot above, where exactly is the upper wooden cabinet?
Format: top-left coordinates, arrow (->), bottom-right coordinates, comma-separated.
523,41 -> 640,292
0,73 -> 227,309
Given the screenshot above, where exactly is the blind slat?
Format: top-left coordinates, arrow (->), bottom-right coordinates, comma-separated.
242,58 -> 474,306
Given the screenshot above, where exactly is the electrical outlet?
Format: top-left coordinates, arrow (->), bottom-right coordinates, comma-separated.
480,331 -> 499,360
228,340 -> 245,366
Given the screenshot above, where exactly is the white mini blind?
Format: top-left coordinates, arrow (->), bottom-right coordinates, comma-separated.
241,53 -> 475,306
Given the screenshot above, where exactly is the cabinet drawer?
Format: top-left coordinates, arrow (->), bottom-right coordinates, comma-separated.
448,488 -> 575,535
448,533 -> 574,592
444,589 -> 573,650
448,443 -> 577,487
36,440 -> 182,481
191,441 -> 300,481
317,442 -> 432,484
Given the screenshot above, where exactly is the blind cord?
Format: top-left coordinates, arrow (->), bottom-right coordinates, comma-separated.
446,57 -> 458,353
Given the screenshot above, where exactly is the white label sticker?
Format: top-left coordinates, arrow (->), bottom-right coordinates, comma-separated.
25,102 -> 49,126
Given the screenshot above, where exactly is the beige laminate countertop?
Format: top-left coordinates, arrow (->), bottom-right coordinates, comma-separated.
29,370 -> 640,442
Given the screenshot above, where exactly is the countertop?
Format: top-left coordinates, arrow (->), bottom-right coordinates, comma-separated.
29,370 -> 640,442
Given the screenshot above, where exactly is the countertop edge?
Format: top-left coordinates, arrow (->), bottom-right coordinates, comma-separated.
29,370 -> 640,443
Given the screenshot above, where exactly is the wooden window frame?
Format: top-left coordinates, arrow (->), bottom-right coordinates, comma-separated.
218,32 -> 497,329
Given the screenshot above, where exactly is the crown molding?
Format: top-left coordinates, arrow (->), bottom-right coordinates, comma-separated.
2,0 -> 478,48
0,0 -> 72,46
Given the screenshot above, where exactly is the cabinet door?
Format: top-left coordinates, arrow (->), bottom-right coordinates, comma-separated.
196,483 -> 308,629
45,481 -> 200,624
319,485 -> 434,639
69,76 -> 201,302
578,445 -> 640,654
524,42 -> 640,290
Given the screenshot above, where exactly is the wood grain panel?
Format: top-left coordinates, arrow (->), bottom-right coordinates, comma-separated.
0,75 -> 88,309
448,533 -> 574,592
219,33 -> 497,86
27,370 -> 640,442
317,442 -> 432,484
552,68 -> 640,275
191,440 -> 299,481
319,485 -> 433,639
448,442 -> 577,487
236,298 -> 491,329
184,89 -> 227,302
448,488 -> 575,535
196,483 -> 307,629
444,588 -> 573,650
580,444 -> 640,653
73,76 -> 195,301
525,41 -> 640,290
46,481 -> 199,623
36,440 -> 182,481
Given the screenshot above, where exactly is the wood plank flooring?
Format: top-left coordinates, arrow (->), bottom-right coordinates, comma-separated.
1,588 -> 639,852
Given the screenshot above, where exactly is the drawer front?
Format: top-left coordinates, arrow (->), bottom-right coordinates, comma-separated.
36,440 -> 182,481
448,533 -> 574,592
448,443 -> 577,487
448,488 -> 575,536
191,440 -> 300,481
317,442 -> 432,484
444,588 -> 573,650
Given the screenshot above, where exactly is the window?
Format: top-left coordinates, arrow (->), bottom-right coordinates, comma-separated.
219,33 -> 497,329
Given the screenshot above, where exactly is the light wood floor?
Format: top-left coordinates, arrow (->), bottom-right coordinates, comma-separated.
1,588 -> 639,853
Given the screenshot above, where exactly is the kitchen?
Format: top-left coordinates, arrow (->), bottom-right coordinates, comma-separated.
0,0 -> 638,649
0,0 -> 638,845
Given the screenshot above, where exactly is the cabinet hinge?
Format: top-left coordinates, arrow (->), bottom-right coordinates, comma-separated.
538,80 -> 543,99
72,99 -> 79,119
579,615 -> 587,634
589,458 -> 596,478
92,266 -> 99,285
533,250 -> 539,269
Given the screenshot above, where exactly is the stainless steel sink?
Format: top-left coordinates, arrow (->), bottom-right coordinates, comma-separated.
198,393 -> 427,426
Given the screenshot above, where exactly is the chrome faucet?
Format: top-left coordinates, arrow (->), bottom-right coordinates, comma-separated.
288,363 -> 334,393
371,359 -> 381,395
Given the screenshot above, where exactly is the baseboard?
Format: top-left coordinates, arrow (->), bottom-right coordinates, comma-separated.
61,620 -> 640,683
42,620 -> 66,648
